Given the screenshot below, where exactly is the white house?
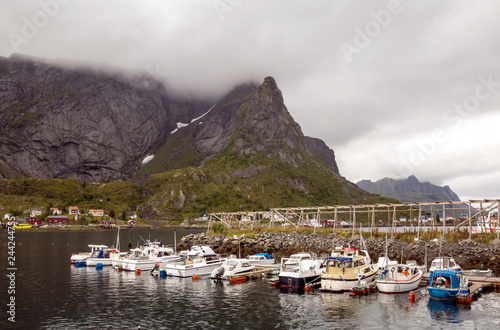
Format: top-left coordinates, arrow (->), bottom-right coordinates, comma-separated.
50,208 -> 62,215
30,209 -> 42,217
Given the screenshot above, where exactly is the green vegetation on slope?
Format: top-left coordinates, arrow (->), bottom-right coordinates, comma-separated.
0,178 -> 140,218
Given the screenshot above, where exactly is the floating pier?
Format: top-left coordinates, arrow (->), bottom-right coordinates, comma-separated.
423,273 -> 500,287
420,273 -> 498,304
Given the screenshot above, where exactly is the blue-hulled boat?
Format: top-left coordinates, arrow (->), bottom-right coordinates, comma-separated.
427,269 -> 468,300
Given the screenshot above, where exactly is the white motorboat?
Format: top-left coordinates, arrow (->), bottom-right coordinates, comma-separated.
70,244 -> 108,264
247,253 -> 275,265
164,245 -> 225,278
279,258 -> 326,288
376,264 -> 423,294
88,228 -> 122,267
461,269 -> 493,277
283,252 -> 312,266
121,246 -> 179,271
211,258 -> 255,280
429,257 -> 461,273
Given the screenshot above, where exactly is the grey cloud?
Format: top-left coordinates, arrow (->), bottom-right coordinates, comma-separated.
1,0 -> 499,200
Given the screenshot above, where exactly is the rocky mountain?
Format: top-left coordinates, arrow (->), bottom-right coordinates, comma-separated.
0,54 -> 395,220
0,53 -> 210,182
356,175 -> 461,203
138,76 -> 385,219
0,55 -> 340,184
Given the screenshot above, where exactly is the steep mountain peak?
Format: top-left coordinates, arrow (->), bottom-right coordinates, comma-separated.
407,175 -> 419,183
232,76 -> 308,164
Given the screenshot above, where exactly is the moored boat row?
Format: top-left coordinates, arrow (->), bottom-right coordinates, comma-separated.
69,229 -> 494,304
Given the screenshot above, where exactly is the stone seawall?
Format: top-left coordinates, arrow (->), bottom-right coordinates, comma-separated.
178,232 -> 500,274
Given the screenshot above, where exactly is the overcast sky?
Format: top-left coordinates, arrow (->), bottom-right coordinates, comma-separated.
1,0 -> 499,201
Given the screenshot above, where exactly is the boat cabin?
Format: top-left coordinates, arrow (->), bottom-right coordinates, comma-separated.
89,249 -> 117,259
282,252 -> 313,268
248,253 -> 272,261
225,259 -> 253,269
429,257 -> 461,272
429,270 -> 462,290
325,256 -> 368,275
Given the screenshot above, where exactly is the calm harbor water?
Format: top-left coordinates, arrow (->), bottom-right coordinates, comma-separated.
1,228 -> 500,329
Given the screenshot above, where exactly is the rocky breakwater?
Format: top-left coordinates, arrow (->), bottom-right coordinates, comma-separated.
178,232 -> 500,274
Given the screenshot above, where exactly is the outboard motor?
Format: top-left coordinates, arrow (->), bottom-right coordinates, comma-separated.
151,263 -> 160,275
214,266 -> 225,280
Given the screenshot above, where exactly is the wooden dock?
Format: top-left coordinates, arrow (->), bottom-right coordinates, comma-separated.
419,273 -> 498,305
422,273 -> 500,288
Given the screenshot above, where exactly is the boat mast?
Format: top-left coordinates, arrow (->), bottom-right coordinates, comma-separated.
174,229 -> 177,254
115,227 -> 120,251
384,233 -> 388,268
400,245 -> 403,264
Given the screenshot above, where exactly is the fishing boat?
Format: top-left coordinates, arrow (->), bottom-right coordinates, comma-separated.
164,245 -> 225,278
278,257 -> 326,289
247,253 -> 275,265
70,244 -> 108,264
121,246 -> 179,271
429,257 -> 461,273
461,269 -> 493,277
427,269 -> 468,301
376,264 -> 423,294
320,247 -> 379,292
211,258 -> 255,280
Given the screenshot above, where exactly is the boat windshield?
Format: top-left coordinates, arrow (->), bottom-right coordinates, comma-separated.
342,260 -> 352,268
90,250 -> 102,258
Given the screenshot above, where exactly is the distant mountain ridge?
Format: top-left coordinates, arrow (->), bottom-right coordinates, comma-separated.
356,175 -> 461,203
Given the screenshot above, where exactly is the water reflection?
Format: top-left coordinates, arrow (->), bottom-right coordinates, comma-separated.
2,229 -> 500,329
428,299 -> 459,323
